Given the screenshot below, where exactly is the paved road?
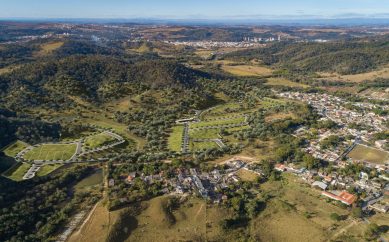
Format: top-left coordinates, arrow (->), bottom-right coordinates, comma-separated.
181,123 -> 190,153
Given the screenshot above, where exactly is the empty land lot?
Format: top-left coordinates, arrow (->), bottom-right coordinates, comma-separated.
348,144 -> 389,164
24,144 -> 77,161
265,77 -> 309,88
84,133 -> 116,149
221,64 -> 272,77
168,126 -> 184,152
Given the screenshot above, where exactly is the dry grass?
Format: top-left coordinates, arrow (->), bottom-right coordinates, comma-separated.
265,77 -> 309,88
35,41 -> 64,56
236,169 -> 259,182
265,112 -> 297,122
319,65 -> 389,82
127,196 -> 207,242
68,202 -> 116,242
221,64 -> 272,77
348,144 -> 389,164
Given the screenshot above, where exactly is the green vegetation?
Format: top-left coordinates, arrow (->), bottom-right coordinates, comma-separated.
189,128 -> 220,139
24,144 -> 77,161
190,117 -> 245,128
4,162 -> 31,181
168,126 -> 184,152
36,164 -> 62,177
1,140 -> 29,157
84,133 -> 116,149
190,141 -> 219,151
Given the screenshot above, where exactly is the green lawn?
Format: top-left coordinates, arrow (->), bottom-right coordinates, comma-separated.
36,164 -> 62,177
189,129 -> 220,139
23,144 -> 77,161
4,162 -> 31,181
74,169 -> 103,191
84,133 -> 116,149
2,140 -> 29,157
190,141 -> 218,151
190,117 -> 246,129
168,125 -> 184,152
348,144 -> 389,164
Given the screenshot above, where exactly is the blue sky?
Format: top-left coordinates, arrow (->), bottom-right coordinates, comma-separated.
1,0 -> 389,19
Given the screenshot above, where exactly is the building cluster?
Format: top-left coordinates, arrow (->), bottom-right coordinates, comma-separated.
242,35 -> 281,42
114,159 -> 258,203
275,163 -> 389,213
163,40 -> 265,49
279,92 -> 388,136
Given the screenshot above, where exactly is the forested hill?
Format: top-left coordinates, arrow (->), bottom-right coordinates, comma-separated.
224,39 -> 389,75
0,55 -> 208,109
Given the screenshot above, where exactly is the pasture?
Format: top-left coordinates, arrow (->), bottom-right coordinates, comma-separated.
348,144 -> 389,164
23,143 -> 77,161
127,196 -> 207,242
265,77 -> 309,88
35,41 -> 64,56
221,64 -> 272,77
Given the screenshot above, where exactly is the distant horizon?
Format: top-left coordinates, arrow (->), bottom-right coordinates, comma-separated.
2,16 -> 389,27
2,0 -> 389,22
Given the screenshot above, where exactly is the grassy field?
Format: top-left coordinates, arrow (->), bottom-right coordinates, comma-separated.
221,64 -> 272,77
36,164 -> 62,177
202,103 -> 242,119
348,144 -> 389,164
4,162 -> 31,181
24,144 -> 77,161
168,126 -> 184,152
85,118 -> 141,149
74,169 -> 103,191
189,129 -> 220,139
68,202 -> 119,242
35,41 -> 64,56
236,169 -> 259,182
127,196 -> 207,242
319,65 -> 389,82
265,112 -> 297,122
84,133 -> 116,149
190,141 -> 219,151
1,140 -> 29,157
190,117 -> 245,129
265,77 -> 309,88
250,173 -> 354,241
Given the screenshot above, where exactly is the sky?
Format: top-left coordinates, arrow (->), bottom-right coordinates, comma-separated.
1,0 -> 389,19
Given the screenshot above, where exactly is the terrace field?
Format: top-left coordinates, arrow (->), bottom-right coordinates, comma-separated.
3,162 -> 31,181
189,128 -> 220,139
190,117 -> 246,129
1,140 -> 29,157
84,133 -> 116,150
168,126 -> 184,152
36,164 -> 63,177
23,143 -> 77,161
348,144 -> 389,164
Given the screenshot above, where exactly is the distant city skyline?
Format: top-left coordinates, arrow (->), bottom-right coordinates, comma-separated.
1,0 -> 389,20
